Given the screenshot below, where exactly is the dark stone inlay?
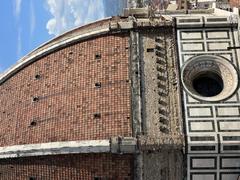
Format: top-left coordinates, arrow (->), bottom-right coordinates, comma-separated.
223,145 -> 240,151
222,136 -> 240,141
190,136 -> 215,141
191,146 -> 215,151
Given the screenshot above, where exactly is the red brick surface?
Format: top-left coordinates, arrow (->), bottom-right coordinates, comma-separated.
0,153 -> 133,180
0,34 -> 132,146
229,0 -> 240,7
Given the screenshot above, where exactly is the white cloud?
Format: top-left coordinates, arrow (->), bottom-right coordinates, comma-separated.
30,0 -> 36,37
17,28 -> 22,59
14,0 -> 22,17
12,0 -> 23,60
45,0 -> 105,36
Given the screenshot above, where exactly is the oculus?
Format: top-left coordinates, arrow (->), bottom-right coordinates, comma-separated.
181,55 -> 238,102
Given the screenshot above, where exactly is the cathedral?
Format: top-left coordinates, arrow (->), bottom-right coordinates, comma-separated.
0,2 -> 240,180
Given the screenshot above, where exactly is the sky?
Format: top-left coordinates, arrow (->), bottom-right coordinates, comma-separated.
0,0 -> 127,73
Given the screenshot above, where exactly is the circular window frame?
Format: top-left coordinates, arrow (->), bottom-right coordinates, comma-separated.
181,55 -> 239,102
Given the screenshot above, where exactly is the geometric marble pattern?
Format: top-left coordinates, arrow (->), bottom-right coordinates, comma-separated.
177,17 -> 240,180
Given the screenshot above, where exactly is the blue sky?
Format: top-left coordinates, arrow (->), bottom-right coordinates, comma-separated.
0,0 -> 126,73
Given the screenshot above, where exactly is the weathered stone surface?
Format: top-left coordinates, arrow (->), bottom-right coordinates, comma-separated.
143,150 -> 183,180
140,28 -> 183,146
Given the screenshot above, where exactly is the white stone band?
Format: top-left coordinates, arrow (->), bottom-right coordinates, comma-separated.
0,140 -> 110,159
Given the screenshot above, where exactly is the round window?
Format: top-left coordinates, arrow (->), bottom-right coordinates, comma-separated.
181,55 -> 238,102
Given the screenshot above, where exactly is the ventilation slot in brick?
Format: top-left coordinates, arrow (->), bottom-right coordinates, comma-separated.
32,97 -> 39,102
95,82 -> 101,88
95,53 -> 101,60
93,113 -> 101,119
30,121 -> 37,126
29,177 -> 36,180
34,74 -> 41,80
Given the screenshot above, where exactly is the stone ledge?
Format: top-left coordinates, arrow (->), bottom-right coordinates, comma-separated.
0,138 -> 140,159
0,140 -> 110,159
110,137 -> 138,154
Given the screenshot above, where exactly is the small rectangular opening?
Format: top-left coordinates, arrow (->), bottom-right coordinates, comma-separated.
29,177 -> 36,180
147,48 -> 154,52
93,113 -> 101,119
30,121 -> 37,126
95,82 -> 101,88
32,97 -> 39,102
95,54 -> 101,59
34,74 -> 41,80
